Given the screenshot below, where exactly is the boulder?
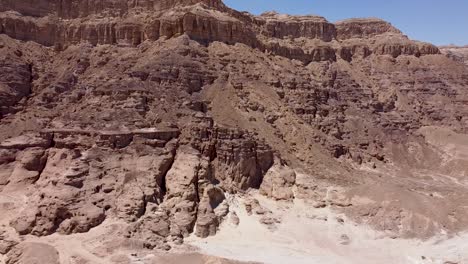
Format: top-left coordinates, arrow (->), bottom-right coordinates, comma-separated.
260,163 -> 296,201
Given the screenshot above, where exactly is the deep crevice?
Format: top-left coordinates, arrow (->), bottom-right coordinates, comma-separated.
159,145 -> 178,201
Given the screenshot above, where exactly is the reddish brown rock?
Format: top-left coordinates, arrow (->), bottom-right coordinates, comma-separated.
4,147 -> 47,190
335,18 -> 401,40
0,44 -> 32,116
0,0 -> 467,258
0,0 -> 227,18
258,12 -> 336,41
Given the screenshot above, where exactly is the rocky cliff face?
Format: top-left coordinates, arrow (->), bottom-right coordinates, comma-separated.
335,18 -> 401,39
0,0 -> 467,263
0,0 -> 439,60
0,0 -> 226,18
441,45 -> 468,66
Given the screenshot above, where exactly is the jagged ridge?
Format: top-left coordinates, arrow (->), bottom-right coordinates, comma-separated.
0,0 -> 439,61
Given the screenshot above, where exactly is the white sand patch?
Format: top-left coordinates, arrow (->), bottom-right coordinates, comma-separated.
187,194 -> 468,264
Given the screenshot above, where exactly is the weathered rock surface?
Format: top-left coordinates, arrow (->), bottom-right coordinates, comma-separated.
259,162 -> 296,201
0,230 -> 18,255
0,0 -> 467,261
335,18 -> 401,39
5,242 -> 60,264
0,0 -> 227,18
258,11 -> 336,41
0,0 -> 439,62
0,43 -> 32,116
441,45 -> 468,66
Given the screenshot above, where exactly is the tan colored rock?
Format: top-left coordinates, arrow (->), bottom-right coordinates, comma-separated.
244,198 -> 270,216
0,134 -> 51,150
5,148 -> 47,190
6,242 -> 60,264
125,206 -> 171,249
163,146 -> 201,238
441,45 -> 468,66
230,211 -> 240,226
57,203 -> 105,234
0,230 -> 18,254
260,162 -> 296,201
195,185 -> 226,238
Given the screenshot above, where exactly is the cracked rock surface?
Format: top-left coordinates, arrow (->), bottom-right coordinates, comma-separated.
0,0 -> 467,263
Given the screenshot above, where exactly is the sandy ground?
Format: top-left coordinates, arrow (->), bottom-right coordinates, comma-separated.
187,193 -> 468,264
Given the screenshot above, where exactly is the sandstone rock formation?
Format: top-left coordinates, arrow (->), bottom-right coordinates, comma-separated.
0,0 -> 467,263
5,242 -> 60,264
259,161 -> 295,201
441,45 -> 468,66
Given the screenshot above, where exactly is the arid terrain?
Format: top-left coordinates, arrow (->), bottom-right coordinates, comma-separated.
441,45 -> 468,66
0,0 -> 467,263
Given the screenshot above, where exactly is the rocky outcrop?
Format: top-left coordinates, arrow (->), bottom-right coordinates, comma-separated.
260,162 -> 296,201
0,0 -> 227,18
373,38 -> 440,57
0,134 -> 51,150
337,44 -> 372,61
334,18 -> 440,58
194,185 -> 227,238
0,42 -> 32,116
0,231 -> 18,255
213,130 -> 273,190
0,12 -> 251,48
4,147 -> 47,190
5,242 -> 60,264
335,18 -> 401,40
162,146 -> 201,238
0,0 -> 440,63
441,45 -> 468,66
4,129 -> 178,236
264,41 -> 337,63
1,118 -> 273,247
257,12 -> 336,42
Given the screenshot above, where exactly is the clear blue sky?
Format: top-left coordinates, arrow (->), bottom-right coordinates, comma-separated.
223,0 -> 468,46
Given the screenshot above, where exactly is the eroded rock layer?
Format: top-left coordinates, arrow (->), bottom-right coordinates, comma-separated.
0,0 -> 467,262
0,0 -> 439,61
